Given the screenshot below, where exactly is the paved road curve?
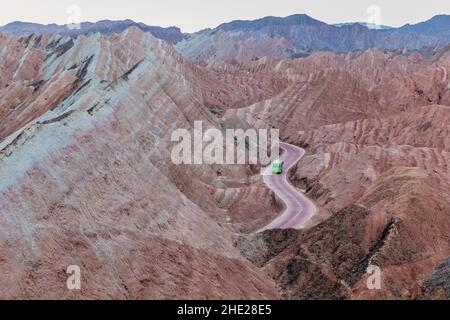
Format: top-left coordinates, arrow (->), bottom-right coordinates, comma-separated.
258,142 -> 316,232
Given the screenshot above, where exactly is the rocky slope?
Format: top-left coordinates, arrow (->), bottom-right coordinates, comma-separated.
225,49 -> 450,299
0,28 -> 282,299
235,106 -> 450,299
224,48 -> 450,134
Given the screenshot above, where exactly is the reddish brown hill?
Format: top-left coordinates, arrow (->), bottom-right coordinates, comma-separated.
1,26 -> 449,300
274,105 -> 450,299
226,50 -> 450,299
224,49 -> 450,137
0,28 -> 280,299
239,167 -> 449,299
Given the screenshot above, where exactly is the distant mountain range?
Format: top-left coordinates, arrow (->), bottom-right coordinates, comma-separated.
1,14 -> 449,61
0,19 -> 186,44
175,14 -> 450,62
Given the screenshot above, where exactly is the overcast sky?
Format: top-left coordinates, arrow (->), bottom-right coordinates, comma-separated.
1,0 -> 449,32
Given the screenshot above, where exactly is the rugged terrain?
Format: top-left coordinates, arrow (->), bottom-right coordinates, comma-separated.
228,48 -> 450,299
0,14 -> 449,300
0,28 -> 285,299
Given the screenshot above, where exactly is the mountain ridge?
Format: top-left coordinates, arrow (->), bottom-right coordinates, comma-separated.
2,14 -> 449,61
0,19 -> 186,44
175,14 -> 450,62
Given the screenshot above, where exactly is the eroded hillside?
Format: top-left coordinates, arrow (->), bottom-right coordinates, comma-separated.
0,28 -> 283,299
0,25 -> 449,300
228,50 -> 450,299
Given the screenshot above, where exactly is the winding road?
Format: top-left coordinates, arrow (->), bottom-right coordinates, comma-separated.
258,142 -> 316,232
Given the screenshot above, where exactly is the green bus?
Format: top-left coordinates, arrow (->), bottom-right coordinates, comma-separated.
272,159 -> 283,174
